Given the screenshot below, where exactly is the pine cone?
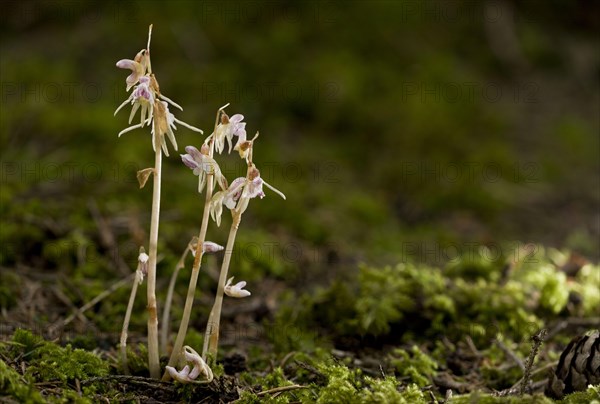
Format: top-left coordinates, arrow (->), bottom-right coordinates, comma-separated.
546,330 -> 600,399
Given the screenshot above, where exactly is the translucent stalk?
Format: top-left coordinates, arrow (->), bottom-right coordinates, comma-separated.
147,147 -> 162,378
203,212 -> 241,362
162,105 -> 228,381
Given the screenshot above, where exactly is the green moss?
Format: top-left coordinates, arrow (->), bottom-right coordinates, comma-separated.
315,362 -> 427,403
0,359 -> 45,403
389,346 -> 438,388
7,329 -> 109,385
560,385 -> 600,403
316,363 -> 363,404
450,391 -> 554,403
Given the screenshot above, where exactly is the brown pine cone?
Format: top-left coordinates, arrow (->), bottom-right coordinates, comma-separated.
546,330 -> 600,399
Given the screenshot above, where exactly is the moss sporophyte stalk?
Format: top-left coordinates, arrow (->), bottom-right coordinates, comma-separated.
114,25 -> 286,382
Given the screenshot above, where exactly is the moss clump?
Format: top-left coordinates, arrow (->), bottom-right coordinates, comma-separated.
389,346 -> 438,387
560,385 -> 600,403
281,246 -> 599,347
1,329 -> 110,402
316,362 -> 427,403
0,358 -> 45,403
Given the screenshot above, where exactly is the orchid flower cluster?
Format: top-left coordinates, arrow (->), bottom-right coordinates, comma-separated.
114,25 -> 286,383
164,107 -> 286,382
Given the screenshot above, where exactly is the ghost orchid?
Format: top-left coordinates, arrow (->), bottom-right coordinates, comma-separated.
165,346 -> 213,383
181,145 -> 227,193
224,277 -> 251,298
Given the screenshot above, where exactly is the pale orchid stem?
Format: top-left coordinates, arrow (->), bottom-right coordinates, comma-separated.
160,240 -> 194,355
147,147 -> 162,378
204,212 -> 242,362
146,24 -> 153,74
120,266 -> 144,375
163,106 -> 227,381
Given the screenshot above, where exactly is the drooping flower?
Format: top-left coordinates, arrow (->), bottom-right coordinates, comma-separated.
181,145 -> 227,193
116,49 -> 149,91
208,165 -> 285,225
233,131 -> 260,162
165,346 -> 213,383
190,240 -> 225,257
213,113 -> 246,154
114,76 -> 155,127
224,277 -> 251,298
136,248 -> 149,283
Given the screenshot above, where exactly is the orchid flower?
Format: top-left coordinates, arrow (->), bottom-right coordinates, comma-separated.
116,49 -> 149,91
209,165 -> 286,226
212,113 -> 246,154
165,346 -> 213,383
137,249 -> 149,283
190,240 -> 225,257
116,70 -> 203,156
234,131 -> 259,162
181,145 -> 228,193
114,76 -> 155,127
224,277 -> 251,298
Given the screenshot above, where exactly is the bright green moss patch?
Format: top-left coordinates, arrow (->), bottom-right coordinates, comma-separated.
389,346 -> 438,387
280,246 -> 599,347
6,329 -> 109,385
0,358 -> 45,403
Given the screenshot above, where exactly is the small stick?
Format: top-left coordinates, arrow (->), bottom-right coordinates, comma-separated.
255,384 -> 306,397
204,212 -> 241,360
49,273 -> 135,334
520,328 -> 547,395
494,338 -> 525,371
88,199 -> 130,276
160,239 -> 194,355
120,249 -> 147,375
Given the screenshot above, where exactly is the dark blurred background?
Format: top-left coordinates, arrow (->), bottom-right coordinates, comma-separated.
1,0 -> 599,298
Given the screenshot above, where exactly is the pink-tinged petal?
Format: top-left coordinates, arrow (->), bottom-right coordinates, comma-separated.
180,365 -> 191,378
181,154 -> 199,169
116,59 -> 136,70
184,145 -> 203,162
138,76 -> 151,84
229,114 -> 244,124
126,72 -> 139,90
233,123 -> 247,139
188,366 -> 200,380
203,241 -> 224,253
246,177 -> 264,199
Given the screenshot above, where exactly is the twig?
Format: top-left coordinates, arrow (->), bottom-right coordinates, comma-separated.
160,239 -> 194,355
120,250 -> 146,375
546,317 -> 600,340
494,338 -> 525,371
520,328 -> 547,396
256,384 -> 306,397
81,375 -> 175,393
88,199 -> 130,276
49,273 -> 135,334
508,360 -> 558,391
51,286 -> 88,325
205,213 -> 241,360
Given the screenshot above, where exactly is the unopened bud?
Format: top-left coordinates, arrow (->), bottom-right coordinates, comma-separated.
203,241 -> 224,253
